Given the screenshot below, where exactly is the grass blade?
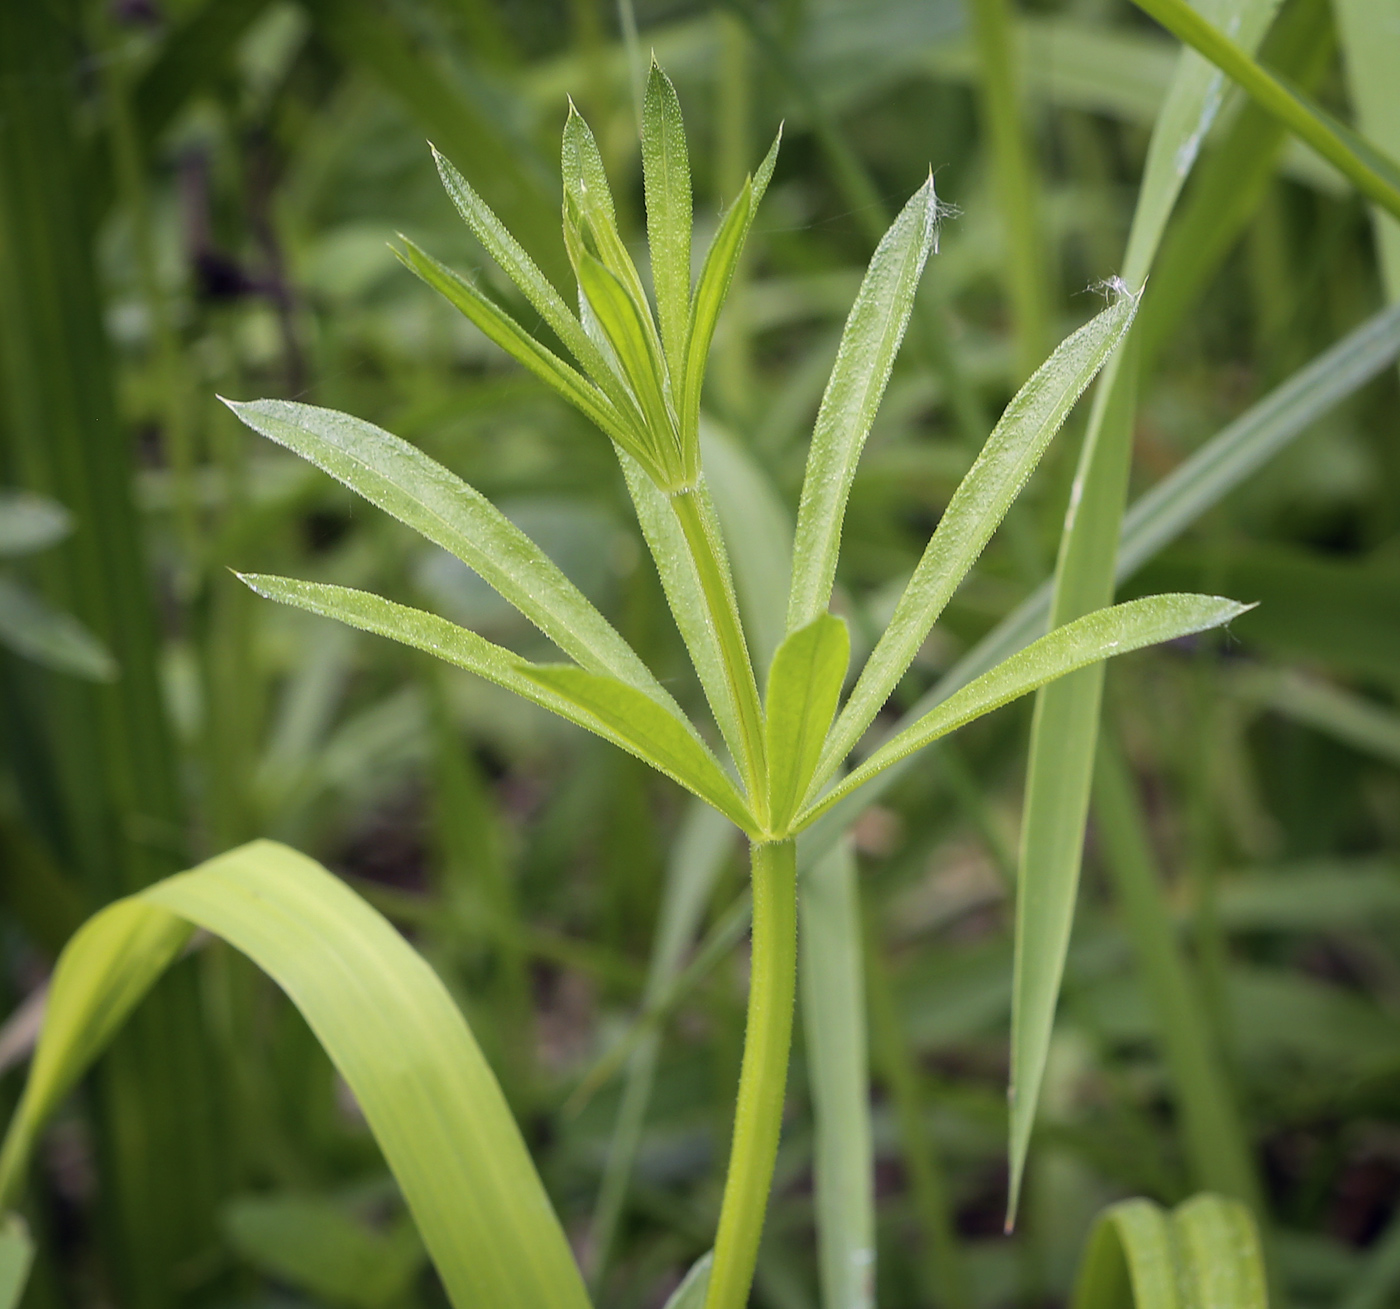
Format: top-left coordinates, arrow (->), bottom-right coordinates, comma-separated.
1231,667 -> 1400,768
238,574 -> 755,833
224,398 -> 668,706
765,614 -> 849,835
819,289 -> 1139,786
1130,0 -> 1400,221
1007,0 -> 1284,1223
798,595 -> 1249,829
2,841 -> 595,1309
786,178 -> 940,632
799,838 -> 874,1309
642,61 -> 693,385
0,1216 -> 31,1309
1072,1194 -> 1267,1309
0,577 -> 117,681
664,1253 -> 714,1309
394,238 -> 649,461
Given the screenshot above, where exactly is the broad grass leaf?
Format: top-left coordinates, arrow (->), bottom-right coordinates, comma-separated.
223,398 -> 670,707
1072,1194 -> 1267,1309
238,574 -> 755,832
642,61 -> 693,385
393,238 -> 650,461
765,613 -> 849,834
0,841 -> 595,1309
818,288 -> 1139,787
786,177 -> 940,632
797,595 -> 1248,829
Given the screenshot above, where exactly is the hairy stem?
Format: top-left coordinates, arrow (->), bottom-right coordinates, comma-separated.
705,838 -> 797,1309
671,484 -> 768,813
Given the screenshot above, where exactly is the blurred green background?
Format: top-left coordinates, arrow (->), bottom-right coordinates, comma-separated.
1,0 -> 1399,1306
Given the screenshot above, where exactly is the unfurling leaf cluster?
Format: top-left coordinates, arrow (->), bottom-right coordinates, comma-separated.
229,62 -> 1244,843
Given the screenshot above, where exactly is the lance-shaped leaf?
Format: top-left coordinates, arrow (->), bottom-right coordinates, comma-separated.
682,131 -> 780,468
223,398 -> 673,709
0,841 -> 596,1309
237,574 -> 756,834
817,288 -> 1140,787
393,238 -> 650,462
642,60 -> 693,387
787,177 -> 940,632
765,613 -> 849,834
1072,1194 -> 1267,1309
796,595 -> 1249,829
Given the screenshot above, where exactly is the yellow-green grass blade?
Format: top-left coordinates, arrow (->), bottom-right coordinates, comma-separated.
1008,0 -> 1284,1223
1335,0 -> 1400,297
797,595 -> 1249,830
1130,0 -> 1400,222
818,289 -> 1139,788
642,61 -> 693,387
238,575 -> 756,834
799,839 -> 873,1309
394,237 -> 650,462
765,614 -> 849,836
0,841 -> 594,1309
786,177 -> 940,633
797,299 -> 1400,860
223,398 -> 671,711
1072,1194 -> 1268,1309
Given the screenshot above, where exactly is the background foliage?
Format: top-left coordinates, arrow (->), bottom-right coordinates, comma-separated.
0,0 -> 1398,1307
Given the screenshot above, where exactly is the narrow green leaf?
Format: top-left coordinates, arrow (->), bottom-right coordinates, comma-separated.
642,61 -> 693,386
522,662 -> 754,831
786,177 -> 940,632
664,1252 -> 713,1309
1130,0 -> 1400,221
429,145 -> 636,403
0,576 -> 117,681
1007,0 -> 1284,1226
575,248 -> 680,476
765,613 -> 849,834
620,454 -> 746,769
238,574 -> 756,834
223,397 -> 671,706
800,839 -> 874,1309
393,238 -> 650,461
797,595 -> 1249,829
0,1215 -> 32,1309
1231,667 -> 1400,768
818,289 -> 1139,786
682,131 -> 781,469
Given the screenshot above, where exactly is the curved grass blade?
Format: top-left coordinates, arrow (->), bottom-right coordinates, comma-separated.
1072,1194 -> 1267,1309
682,131 -> 780,463
0,840 -> 595,1309
818,289 -> 1139,786
223,397 -> 669,707
786,177 -> 940,632
642,61 -> 693,385
238,574 -> 755,833
765,614 -> 849,835
797,595 -> 1249,829
1130,0 -> 1400,221
393,239 -> 650,462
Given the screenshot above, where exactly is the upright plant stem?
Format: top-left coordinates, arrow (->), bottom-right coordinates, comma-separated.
671,485 -> 767,807
705,838 -> 797,1309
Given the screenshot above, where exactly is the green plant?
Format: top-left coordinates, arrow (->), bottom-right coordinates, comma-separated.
0,62 -> 1255,1309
